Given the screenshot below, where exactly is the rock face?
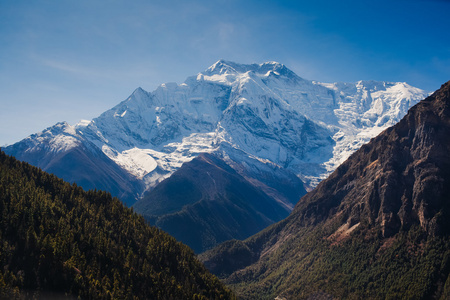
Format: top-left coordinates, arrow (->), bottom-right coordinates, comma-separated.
293,80 -> 450,237
4,60 -> 428,206
200,81 -> 450,299
3,60 -> 428,251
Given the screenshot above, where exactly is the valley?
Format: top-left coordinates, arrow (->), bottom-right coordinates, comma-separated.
3,60 -> 428,253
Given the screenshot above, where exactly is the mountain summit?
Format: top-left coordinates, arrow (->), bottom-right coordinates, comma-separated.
4,60 -> 428,251
4,60 -> 428,200
201,81 -> 450,299
204,60 -> 300,80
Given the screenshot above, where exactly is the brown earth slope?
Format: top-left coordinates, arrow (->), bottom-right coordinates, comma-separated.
200,81 -> 450,299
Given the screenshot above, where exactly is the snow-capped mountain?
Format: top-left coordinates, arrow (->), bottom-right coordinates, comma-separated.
4,60 -> 428,206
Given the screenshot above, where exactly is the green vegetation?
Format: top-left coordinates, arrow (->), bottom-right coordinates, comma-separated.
0,150 -> 234,299
205,221 -> 450,299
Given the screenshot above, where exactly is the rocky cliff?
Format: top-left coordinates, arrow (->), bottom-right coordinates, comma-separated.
200,81 -> 450,299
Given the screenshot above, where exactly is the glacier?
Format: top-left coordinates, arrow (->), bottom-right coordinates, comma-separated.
4,60 -> 429,205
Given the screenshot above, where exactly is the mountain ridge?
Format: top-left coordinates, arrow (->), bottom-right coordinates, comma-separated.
4,60 -> 428,203
4,60 -> 429,251
0,150 -> 234,299
292,81 -> 450,236
135,152 -> 305,253
200,81 -> 450,299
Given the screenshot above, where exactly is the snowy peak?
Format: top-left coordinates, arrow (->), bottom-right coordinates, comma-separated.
205,59 -> 242,75
114,86 -> 152,112
4,60 -> 430,203
19,121 -> 82,153
257,61 -> 300,79
2,60 -> 433,255
204,60 -> 301,81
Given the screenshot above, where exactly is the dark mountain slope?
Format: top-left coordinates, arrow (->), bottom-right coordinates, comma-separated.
292,80 -> 450,236
0,150 -> 234,299
133,153 -> 299,253
4,123 -> 142,206
200,81 -> 450,299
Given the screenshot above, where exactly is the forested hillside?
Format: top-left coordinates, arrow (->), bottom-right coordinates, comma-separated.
0,150 -> 234,299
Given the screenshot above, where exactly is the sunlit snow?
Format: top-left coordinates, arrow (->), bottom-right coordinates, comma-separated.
22,60 -> 429,196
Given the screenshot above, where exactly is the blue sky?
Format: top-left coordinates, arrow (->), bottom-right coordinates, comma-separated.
1,0 -> 449,146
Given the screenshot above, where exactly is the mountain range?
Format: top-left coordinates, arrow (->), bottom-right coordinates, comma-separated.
200,81 -> 450,299
4,60 -> 429,252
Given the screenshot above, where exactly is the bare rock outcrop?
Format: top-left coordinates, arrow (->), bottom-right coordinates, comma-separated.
293,81 -> 450,237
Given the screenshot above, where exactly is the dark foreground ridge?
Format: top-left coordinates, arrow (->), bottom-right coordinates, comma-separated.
0,150 -> 234,299
134,153 -> 303,253
200,81 -> 450,299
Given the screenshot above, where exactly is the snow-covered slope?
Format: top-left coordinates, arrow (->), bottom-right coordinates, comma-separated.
5,60 -> 429,204
4,122 -> 143,205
